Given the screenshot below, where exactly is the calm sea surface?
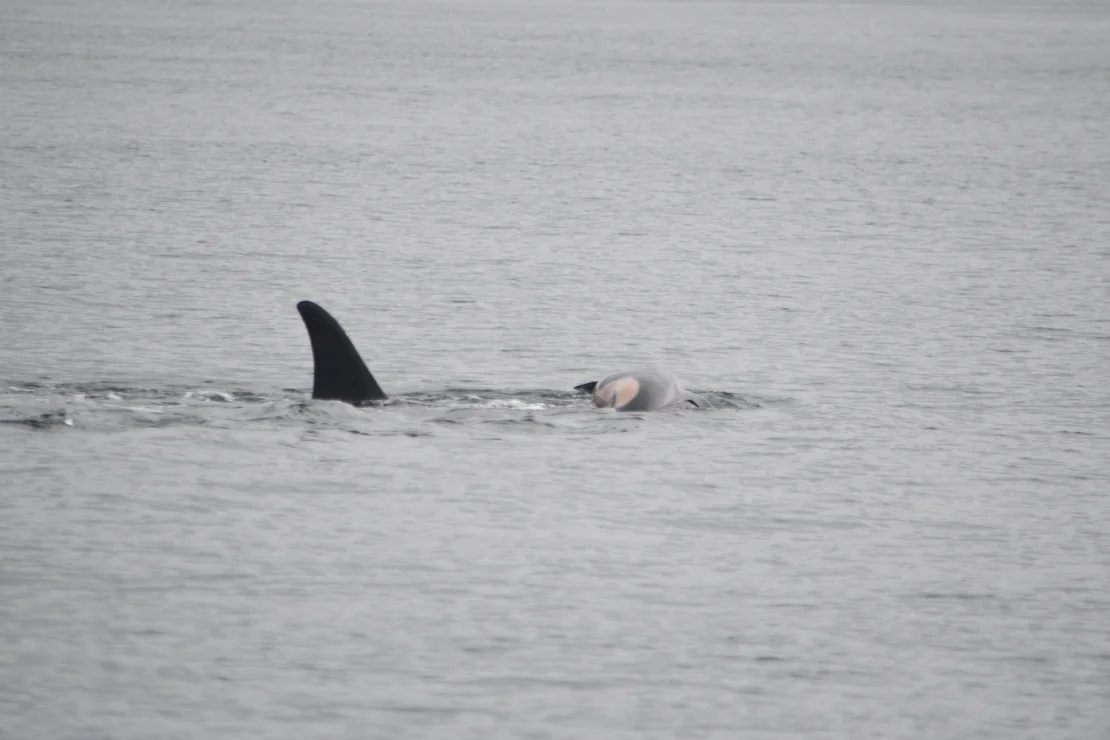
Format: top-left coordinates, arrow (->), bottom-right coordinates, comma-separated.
2,1 -> 1108,738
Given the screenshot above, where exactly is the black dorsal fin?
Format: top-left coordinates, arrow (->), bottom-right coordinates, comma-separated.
574,381 -> 598,394
296,301 -> 387,404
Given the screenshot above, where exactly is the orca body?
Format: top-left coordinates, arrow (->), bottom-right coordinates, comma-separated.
296,300 -> 708,411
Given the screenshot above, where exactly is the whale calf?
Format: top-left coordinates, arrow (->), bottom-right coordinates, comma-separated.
574,371 -> 709,411
296,300 -> 708,411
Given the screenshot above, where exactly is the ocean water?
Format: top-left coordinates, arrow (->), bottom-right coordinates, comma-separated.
2,1 -> 1108,738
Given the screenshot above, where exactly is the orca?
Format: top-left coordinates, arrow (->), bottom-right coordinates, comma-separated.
296,300 -> 708,411
296,300 -> 386,404
573,371 -> 710,411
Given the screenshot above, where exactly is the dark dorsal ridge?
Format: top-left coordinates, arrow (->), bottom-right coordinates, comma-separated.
296,301 -> 387,404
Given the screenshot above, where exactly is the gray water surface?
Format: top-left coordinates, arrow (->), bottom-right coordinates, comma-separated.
2,1 -> 1109,738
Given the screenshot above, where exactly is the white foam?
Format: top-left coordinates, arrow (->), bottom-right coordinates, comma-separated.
481,399 -> 547,410
184,391 -> 234,403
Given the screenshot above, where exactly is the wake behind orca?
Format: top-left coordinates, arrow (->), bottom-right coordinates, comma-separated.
296,301 -> 709,412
